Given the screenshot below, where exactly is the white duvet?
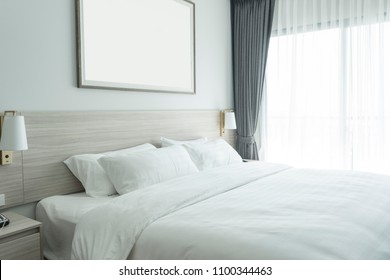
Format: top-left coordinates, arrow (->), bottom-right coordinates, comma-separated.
71,162 -> 390,260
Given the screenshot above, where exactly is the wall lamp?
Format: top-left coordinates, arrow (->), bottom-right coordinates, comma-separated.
0,111 -> 28,165
220,109 -> 237,136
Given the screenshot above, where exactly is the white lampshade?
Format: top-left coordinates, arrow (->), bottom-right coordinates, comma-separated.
224,111 -> 237,130
0,115 -> 28,151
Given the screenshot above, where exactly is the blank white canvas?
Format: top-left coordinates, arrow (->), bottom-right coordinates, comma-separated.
79,0 -> 195,93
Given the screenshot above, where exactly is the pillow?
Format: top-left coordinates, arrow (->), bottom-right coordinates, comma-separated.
183,138 -> 242,171
160,136 -> 207,147
63,143 -> 156,197
98,145 -> 199,195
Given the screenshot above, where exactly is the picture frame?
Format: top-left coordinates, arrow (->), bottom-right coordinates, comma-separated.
76,0 -> 195,94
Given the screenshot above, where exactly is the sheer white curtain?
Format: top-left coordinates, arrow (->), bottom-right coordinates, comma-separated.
263,0 -> 390,175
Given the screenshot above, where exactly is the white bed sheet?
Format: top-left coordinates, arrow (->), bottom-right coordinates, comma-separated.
36,193 -> 115,260
129,167 -> 390,260
71,162 -> 390,259
39,162 -> 390,260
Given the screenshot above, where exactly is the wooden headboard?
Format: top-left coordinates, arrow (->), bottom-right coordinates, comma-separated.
0,111 -> 236,209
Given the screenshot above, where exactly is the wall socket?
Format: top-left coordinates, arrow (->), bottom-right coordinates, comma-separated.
0,194 -> 5,207
0,151 -> 13,165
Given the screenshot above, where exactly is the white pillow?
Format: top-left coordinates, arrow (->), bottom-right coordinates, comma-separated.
183,138 -> 242,170
160,136 -> 207,147
98,145 -> 199,195
64,143 -> 156,197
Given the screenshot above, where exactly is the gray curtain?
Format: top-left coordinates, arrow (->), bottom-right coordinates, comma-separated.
231,0 -> 275,159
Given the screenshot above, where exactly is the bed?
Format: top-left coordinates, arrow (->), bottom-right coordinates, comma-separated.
37,159 -> 390,260
22,111 -> 389,260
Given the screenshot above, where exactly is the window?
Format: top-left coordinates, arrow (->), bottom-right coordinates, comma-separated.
263,0 -> 390,175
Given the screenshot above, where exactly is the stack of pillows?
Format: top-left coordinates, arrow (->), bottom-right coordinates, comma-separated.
64,138 -> 243,197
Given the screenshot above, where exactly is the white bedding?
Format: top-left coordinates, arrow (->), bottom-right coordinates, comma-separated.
71,162 -> 390,260
36,193 -> 115,260
130,167 -> 390,259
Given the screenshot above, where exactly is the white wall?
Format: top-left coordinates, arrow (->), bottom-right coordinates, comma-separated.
0,0 -> 233,111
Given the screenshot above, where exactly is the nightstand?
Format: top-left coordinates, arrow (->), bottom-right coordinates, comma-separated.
0,211 -> 42,260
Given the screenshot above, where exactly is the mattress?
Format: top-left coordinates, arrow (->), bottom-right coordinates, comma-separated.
36,193 -> 115,260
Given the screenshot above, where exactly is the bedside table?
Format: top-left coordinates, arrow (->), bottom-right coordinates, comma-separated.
0,211 -> 42,260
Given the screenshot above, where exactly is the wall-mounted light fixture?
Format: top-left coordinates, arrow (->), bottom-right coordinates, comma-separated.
0,111 -> 28,165
220,109 -> 237,136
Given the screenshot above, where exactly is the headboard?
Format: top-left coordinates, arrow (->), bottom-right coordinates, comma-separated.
0,110 -> 236,209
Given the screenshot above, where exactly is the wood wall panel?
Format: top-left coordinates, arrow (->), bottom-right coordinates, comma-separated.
0,152 -> 23,209
21,111 -> 231,203
0,110 -> 236,206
